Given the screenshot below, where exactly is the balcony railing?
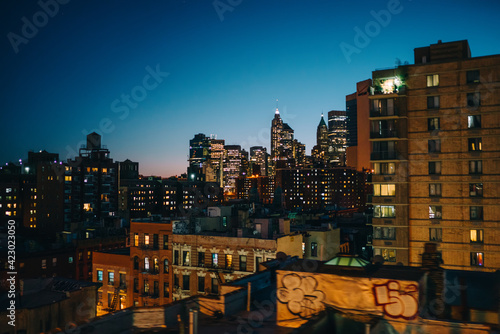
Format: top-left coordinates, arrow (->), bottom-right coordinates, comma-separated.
141,267 -> 159,275
371,151 -> 398,160
369,85 -> 406,96
370,130 -> 398,139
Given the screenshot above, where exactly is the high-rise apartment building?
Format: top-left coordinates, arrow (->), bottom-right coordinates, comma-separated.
64,132 -> 119,225
368,40 -> 500,271
327,110 -> 347,165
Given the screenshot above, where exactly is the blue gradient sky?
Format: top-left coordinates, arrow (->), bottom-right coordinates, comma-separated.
1,0 -> 499,176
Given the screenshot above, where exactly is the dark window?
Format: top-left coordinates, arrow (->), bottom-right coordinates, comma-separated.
428,139 -> 441,153
120,273 -> 126,288
174,250 -> 179,265
153,281 -> 159,297
467,92 -> 481,108
470,206 -> 483,220
198,276 -> 205,293
429,161 -> 441,175
429,183 -> 442,197
163,282 -> 170,298
466,70 -> 480,84
374,227 -> 396,240
133,256 -> 139,270
427,96 -> 440,109
182,275 -> 190,291
311,242 -> 318,257
255,256 -> 262,271
198,252 -> 205,267
470,252 -> 484,267
163,259 -> 169,273
469,160 -> 482,174
153,234 -> 159,249
211,278 -> 218,294
174,275 -> 179,288
134,278 -> 139,293
468,138 -> 482,151
468,115 -> 481,129
163,234 -> 169,249
469,183 -> 483,197
429,228 -> 442,242
239,255 -> 247,271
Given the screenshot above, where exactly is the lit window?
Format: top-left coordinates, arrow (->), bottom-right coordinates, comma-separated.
212,253 -> 218,267
65,176 -> 72,181
469,183 -> 483,197
428,117 -> 440,131
426,74 -> 439,87
373,184 -> 396,196
225,254 -> 233,269
470,230 -> 484,243
97,270 -> 103,282
144,233 -> 149,245
108,272 -> 114,285
144,257 -> 149,270
468,138 -> 482,151
429,205 -> 442,219
373,205 -> 395,218
468,115 -> 481,129
470,252 -> 484,267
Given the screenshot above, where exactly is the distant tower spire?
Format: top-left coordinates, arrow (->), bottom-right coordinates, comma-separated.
275,99 -> 279,114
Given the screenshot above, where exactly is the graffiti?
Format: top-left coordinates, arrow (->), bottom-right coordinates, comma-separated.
373,280 -> 418,320
277,273 -> 325,319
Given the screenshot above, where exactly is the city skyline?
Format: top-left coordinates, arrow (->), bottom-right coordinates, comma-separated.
1,0 -> 500,177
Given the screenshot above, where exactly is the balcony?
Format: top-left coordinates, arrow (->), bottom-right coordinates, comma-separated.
370,130 -> 398,139
371,151 -> 399,160
369,84 -> 406,96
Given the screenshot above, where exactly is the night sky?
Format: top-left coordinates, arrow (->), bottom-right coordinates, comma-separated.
1,0 -> 499,176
